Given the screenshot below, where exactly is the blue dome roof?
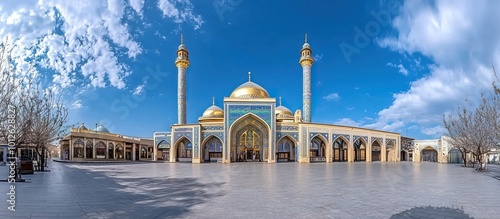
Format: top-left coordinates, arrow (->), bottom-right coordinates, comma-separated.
95,125 -> 110,133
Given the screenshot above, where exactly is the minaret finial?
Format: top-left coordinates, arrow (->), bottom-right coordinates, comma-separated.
248,72 -> 251,81
305,33 -> 308,43
180,34 -> 184,44
279,97 -> 282,106
212,97 -> 215,105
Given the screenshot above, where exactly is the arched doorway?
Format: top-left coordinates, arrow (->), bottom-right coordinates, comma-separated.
333,137 -> 348,162
310,135 -> 326,162
276,136 -> 295,162
73,139 -> 84,158
386,141 -> 395,161
175,138 -> 192,162
229,114 -> 270,163
448,148 -> 461,163
202,136 -> 223,162
85,140 -> 93,159
95,141 -> 106,159
157,140 -> 170,161
401,151 -> 407,161
372,140 -> 381,161
116,144 -> 124,159
422,146 -> 437,162
108,142 -> 114,159
354,138 -> 366,161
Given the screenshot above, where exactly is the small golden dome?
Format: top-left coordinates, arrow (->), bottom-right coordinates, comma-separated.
199,104 -> 224,123
276,106 -> 294,120
201,105 -> 224,118
230,81 -> 270,98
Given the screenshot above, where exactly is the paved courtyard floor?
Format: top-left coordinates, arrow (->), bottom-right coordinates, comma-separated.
1,160 -> 499,219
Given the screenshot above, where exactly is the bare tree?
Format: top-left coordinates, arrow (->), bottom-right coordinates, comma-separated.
26,86 -> 68,171
444,67 -> 500,170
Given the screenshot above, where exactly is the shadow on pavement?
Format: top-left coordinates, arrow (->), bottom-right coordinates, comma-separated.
390,206 -> 473,219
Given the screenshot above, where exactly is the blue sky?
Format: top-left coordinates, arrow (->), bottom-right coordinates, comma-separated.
1,0 -> 499,140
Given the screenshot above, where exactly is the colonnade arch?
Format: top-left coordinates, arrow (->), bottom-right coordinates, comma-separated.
310,135 -> 327,162
173,137 -> 193,162
276,135 -> 296,162
353,138 -> 367,161
371,140 -> 382,161
201,135 -> 223,162
332,136 -> 348,162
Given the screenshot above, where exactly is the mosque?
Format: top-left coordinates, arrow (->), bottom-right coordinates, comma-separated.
153,35 -> 402,163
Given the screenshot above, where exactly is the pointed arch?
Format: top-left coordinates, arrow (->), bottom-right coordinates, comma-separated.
173,136 -> 192,162
386,140 -> 396,161
353,137 -> 367,161
310,134 -> 327,162
85,140 -> 93,159
276,135 -> 296,162
422,146 -> 437,162
332,136 -> 348,162
73,139 -> 84,158
95,141 -> 106,158
371,139 -> 382,161
202,135 -> 223,162
228,113 -> 270,163
108,142 -> 114,159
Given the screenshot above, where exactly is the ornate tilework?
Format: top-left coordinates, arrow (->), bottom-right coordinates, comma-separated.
353,135 -> 368,143
311,132 -> 329,141
372,137 -> 383,144
332,134 -> 349,142
276,126 -> 299,131
202,126 -> 224,131
386,138 -> 396,145
174,127 -> 192,132
174,132 -> 192,144
276,132 -> 298,142
202,132 -> 224,143
228,105 -> 272,127
301,128 -> 307,157
193,127 -> 199,159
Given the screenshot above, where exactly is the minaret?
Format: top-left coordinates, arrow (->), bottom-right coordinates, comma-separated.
299,33 -> 314,122
175,34 -> 190,125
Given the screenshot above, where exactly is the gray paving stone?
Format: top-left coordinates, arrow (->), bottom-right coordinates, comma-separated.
1,161 -> 500,218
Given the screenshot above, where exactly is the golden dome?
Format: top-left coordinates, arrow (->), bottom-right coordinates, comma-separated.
276,105 -> 294,120
230,81 -> 270,98
199,104 -> 224,122
202,105 -> 223,118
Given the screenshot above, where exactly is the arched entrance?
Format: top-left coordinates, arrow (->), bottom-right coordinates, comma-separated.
310,135 -> 327,162
333,137 -> 348,162
229,114 -> 270,162
422,146 -> 437,162
400,151 -> 407,161
174,137 -> 192,162
157,140 -> 170,161
354,138 -> 366,161
372,140 -> 381,161
386,141 -> 395,162
202,136 -> 223,162
448,148 -> 461,163
276,136 -> 296,162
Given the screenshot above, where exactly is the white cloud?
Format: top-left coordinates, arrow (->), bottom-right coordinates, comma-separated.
71,100 -> 83,109
157,0 -> 203,30
373,0 -> 500,136
314,54 -> 323,62
323,93 -> 340,101
129,0 -> 145,17
0,0 -> 202,91
133,84 -> 145,95
421,126 -> 444,137
386,62 -> 409,76
335,118 -> 361,127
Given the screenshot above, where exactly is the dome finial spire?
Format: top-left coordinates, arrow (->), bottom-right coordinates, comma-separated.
305,33 -> 308,43
180,33 -> 184,44
248,71 -> 251,81
212,97 -> 215,105
279,97 -> 282,106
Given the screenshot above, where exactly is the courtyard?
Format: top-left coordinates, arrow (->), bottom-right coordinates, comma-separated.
1,161 -> 499,219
